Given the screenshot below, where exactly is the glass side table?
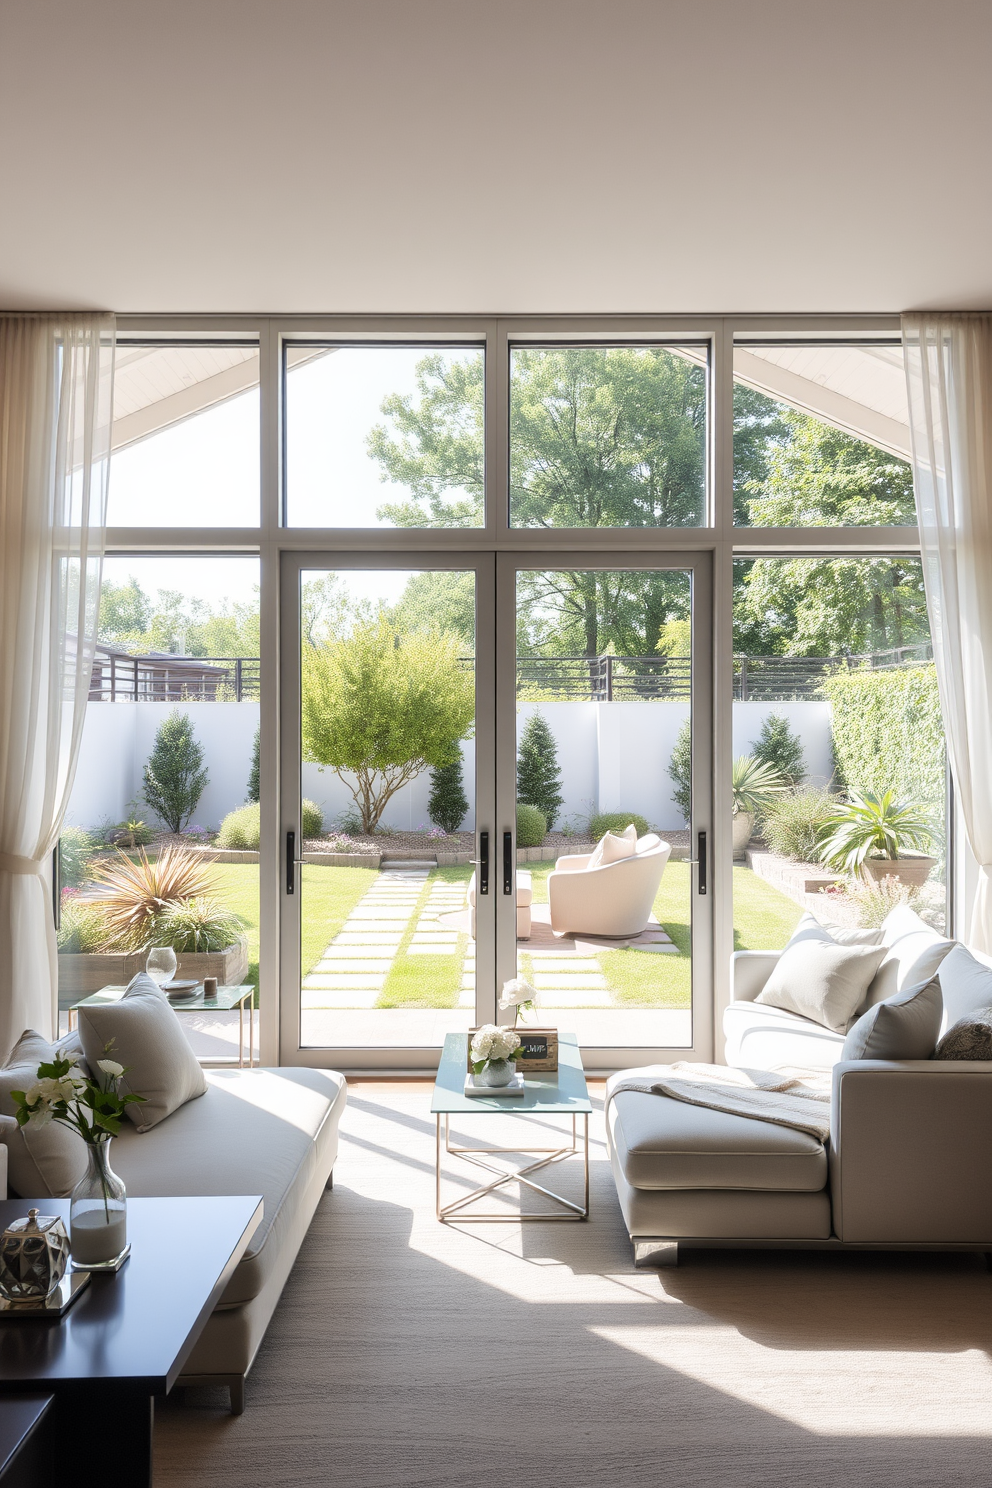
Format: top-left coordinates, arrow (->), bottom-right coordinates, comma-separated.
431,1030 -> 591,1223
69,984 -> 256,1067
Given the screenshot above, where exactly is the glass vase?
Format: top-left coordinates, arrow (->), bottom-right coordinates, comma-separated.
70,1139 -> 128,1270
477,1059 -> 515,1088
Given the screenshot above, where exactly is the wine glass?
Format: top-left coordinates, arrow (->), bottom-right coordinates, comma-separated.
146,947 -> 178,989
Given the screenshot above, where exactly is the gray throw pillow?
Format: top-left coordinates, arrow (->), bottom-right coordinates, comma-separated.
77,973 -> 207,1132
0,1029 -> 88,1197
842,977 -> 943,1061
755,940 -> 888,1032
933,1008 -> 992,1061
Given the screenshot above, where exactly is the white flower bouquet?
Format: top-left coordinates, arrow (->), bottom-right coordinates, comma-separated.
470,1023 -> 523,1075
498,978 -> 537,1026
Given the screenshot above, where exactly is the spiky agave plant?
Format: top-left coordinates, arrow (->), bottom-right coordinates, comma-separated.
731,755 -> 788,817
87,845 -> 219,953
817,788 -> 933,875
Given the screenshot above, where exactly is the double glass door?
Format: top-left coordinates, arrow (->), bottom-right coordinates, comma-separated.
279,550 -> 712,1069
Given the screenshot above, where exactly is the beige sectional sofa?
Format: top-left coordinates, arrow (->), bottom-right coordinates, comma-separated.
608,908 -> 992,1266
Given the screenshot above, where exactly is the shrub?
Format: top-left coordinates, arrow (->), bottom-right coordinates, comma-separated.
218,800 -> 321,849
153,896 -> 246,953
761,787 -> 839,864
87,845 -> 218,952
516,803 -> 547,848
108,818 -> 154,849
667,719 -> 691,823
732,756 -> 787,817
428,758 -> 469,834
817,788 -> 933,874
56,896 -> 104,953
589,811 -> 651,840
302,799 -> 324,838
847,875 -> 920,929
246,726 -> 260,804
142,710 -> 209,834
218,803 -> 259,851
517,712 -> 564,829
751,713 -> 806,786
59,827 -> 96,888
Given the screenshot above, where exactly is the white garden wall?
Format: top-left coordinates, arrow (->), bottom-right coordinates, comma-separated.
66,698 -> 834,836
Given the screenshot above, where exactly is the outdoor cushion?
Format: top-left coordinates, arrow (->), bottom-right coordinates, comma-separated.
111,1065 -> 347,1306
938,945 -> 992,1032
842,977 -> 943,1061
588,825 -> 637,869
755,940 -> 887,1032
0,1029 -> 89,1197
76,972 -> 207,1131
607,1087 -> 827,1191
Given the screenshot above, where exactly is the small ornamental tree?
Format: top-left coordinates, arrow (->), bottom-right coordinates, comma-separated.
246,726 -> 260,803
141,711 -> 209,833
516,711 -> 564,830
751,713 -> 806,787
301,618 -> 475,834
668,718 -> 692,823
428,757 -> 469,834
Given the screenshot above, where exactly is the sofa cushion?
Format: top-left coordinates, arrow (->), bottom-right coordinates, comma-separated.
785,913 -> 883,949
938,945 -> 992,1033
933,1010 -> 992,1061
842,977 -> 943,1061
0,1030 -> 88,1197
859,924 -> 955,1014
607,1084 -> 827,1191
756,940 -> 886,1032
77,973 -> 208,1131
111,1066 -> 346,1306
723,999 -> 847,1071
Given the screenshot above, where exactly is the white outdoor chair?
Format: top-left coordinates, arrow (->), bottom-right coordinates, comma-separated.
468,869 -> 532,939
548,832 -> 671,938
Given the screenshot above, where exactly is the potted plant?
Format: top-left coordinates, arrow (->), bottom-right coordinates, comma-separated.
732,755 -> 787,853
469,1024 -> 524,1088
817,788 -> 936,886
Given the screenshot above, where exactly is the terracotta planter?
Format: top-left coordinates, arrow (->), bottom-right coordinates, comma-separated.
860,854 -> 937,888
58,939 -> 249,998
732,812 -> 755,853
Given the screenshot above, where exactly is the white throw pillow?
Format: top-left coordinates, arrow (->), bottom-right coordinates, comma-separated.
756,940 -> 888,1033
785,912 -> 883,950
859,928 -> 956,1014
588,825 -> 637,869
0,1029 -> 88,1197
77,973 -> 207,1132
842,976 -> 943,1061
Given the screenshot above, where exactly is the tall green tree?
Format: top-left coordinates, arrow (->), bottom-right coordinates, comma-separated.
517,712 -> 564,829
141,711 -> 209,832
428,758 -> 469,834
246,726 -> 260,803
301,618 -> 475,833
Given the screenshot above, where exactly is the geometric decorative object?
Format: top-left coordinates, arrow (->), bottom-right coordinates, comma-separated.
0,1209 -> 70,1300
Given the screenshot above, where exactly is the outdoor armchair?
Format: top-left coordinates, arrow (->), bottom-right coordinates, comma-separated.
548,832 -> 670,938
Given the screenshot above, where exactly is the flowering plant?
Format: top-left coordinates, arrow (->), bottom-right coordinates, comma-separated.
11,1043 -> 145,1146
470,1024 -> 523,1075
498,978 -> 538,1026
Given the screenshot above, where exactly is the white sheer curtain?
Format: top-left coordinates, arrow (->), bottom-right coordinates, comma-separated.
903,313 -> 992,951
0,314 -> 114,1056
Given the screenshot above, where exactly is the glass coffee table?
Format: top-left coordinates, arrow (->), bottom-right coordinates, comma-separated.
432,1030 -> 591,1223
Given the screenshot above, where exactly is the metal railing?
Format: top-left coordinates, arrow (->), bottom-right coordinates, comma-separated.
88,642 -> 932,705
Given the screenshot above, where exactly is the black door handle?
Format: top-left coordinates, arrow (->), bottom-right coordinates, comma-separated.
287,831 -> 296,895
697,830 -> 707,895
503,831 -> 513,895
478,831 -> 489,895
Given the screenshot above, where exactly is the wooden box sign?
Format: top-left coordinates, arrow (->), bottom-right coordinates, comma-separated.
466,1028 -> 559,1073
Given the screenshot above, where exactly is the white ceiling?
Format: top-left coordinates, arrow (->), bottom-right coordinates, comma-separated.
3,0 -> 991,316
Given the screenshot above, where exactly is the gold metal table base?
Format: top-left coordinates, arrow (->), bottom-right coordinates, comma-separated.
436,1111 -> 590,1223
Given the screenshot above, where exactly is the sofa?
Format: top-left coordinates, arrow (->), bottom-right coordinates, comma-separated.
607,906 -> 992,1266
2,1054 -> 346,1413
549,833 -> 671,938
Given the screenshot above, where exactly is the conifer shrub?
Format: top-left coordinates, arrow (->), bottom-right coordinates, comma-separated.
428,757 -> 468,834
142,711 -> 208,833
517,712 -> 564,830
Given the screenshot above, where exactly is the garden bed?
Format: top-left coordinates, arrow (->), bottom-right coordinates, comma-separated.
58,938 -> 250,997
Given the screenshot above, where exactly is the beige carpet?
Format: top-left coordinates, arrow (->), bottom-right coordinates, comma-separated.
156,1084 -> 992,1487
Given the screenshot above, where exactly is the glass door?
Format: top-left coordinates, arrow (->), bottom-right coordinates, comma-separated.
279,553 -> 496,1064
496,554 -> 713,1068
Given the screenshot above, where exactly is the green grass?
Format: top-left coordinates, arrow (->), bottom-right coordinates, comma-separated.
211,857 -> 802,1014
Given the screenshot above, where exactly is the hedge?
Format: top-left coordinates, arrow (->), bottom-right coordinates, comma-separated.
821,664 -> 944,822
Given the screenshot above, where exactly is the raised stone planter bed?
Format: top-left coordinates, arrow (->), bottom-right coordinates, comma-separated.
58,939 -> 250,997
745,849 -> 861,926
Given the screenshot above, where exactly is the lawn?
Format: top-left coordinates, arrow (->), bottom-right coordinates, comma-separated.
211,858 -> 803,1012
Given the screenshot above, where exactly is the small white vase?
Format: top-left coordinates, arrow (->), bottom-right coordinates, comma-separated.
477,1059 -> 515,1088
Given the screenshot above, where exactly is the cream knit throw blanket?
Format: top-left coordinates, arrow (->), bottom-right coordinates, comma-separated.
606,1063 -> 832,1141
